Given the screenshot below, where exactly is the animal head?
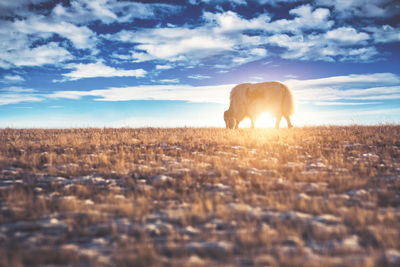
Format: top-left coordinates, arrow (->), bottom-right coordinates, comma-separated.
224,109 -> 236,129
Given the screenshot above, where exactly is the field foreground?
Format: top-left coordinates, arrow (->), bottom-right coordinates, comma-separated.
1,126 -> 400,266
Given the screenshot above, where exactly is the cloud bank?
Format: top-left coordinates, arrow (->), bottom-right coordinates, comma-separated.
1,0 -> 398,74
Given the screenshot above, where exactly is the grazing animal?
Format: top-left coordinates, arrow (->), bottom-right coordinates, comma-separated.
224,81 -> 294,129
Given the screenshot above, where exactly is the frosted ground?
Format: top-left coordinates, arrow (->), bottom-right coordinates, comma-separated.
1,127 -> 400,266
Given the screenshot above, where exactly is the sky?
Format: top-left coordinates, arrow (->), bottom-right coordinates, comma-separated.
0,0 -> 399,128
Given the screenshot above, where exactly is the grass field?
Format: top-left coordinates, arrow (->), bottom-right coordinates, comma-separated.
1,126 -> 400,266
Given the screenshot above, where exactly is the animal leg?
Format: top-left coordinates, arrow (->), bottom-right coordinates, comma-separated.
275,115 -> 282,129
284,115 -> 293,128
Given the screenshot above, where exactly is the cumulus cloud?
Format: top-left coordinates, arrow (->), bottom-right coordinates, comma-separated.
57,61 -> 147,82
51,0 -> 181,25
203,10 -> 271,31
0,42 -> 73,69
0,0 -> 182,69
0,7 -> 96,68
14,15 -> 98,50
325,27 -> 370,44
1,0 -> 399,71
0,0 -> 49,17
267,31 -> 378,62
365,25 -> 400,43
316,0 -> 400,19
137,32 -> 233,60
106,26 -> 238,66
105,10 -> 272,67
282,4 -> 334,32
240,4 -> 333,34
106,4 -> 374,66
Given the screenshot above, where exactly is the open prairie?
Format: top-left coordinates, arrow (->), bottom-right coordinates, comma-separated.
1,126 -> 400,266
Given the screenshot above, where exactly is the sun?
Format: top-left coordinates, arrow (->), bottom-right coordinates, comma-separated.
237,112 -> 275,128
255,112 -> 275,128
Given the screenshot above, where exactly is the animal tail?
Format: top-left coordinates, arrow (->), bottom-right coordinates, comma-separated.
281,83 -> 295,116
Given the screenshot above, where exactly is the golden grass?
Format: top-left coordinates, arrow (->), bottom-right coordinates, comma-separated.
0,126 -> 400,266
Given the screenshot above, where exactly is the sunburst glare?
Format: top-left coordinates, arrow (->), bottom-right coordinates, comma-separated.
255,113 -> 275,128
237,113 -> 275,128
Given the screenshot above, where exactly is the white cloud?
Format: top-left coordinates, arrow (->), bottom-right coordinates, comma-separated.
1,75 -> 25,83
107,27 -> 231,64
51,0 -> 181,25
0,11 -> 93,68
13,15 -> 98,50
0,0 -> 182,69
1,0 -> 398,72
286,73 -> 400,88
188,74 -> 211,80
267,32 -> 379,62
160,79 -> 180,83
202,5 -> 333,34
4,73 -> 399,127
47,90 -> 89,100
316,0 -> 400,19
254,0 -> 303,5
57,61 -> 147,81
263,4 -> 334,33
203,10 -> 271,31
0,94 -> 42,106
350,93 -> 400,100
104,5 -> 398,65
137,33 -> 233,60
48,84 -> 234,104
107,4 -> 393,66
285,73 -> 400,102
315,101 -> 381,106
339,47 -> 379,62
156,65 -> 173,70
0,87 -> 41,106
189,0 -> 247,6
0,87 -> 35,93
259,5 -> 386,63
325,27 -> 370,43
45,73 -> 400,107
289,5 -> 333,30
365,25 -> 400,44
0,0 -> 49,17
105,10 -> 272,67
0,19 -> 73,69
267,34 -> 327,61
0,42 -> 73,68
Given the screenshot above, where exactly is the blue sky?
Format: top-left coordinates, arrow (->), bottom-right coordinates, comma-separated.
0,0 -> 399,128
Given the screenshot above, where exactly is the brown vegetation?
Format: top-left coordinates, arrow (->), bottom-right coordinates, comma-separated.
0,126 -> 400,266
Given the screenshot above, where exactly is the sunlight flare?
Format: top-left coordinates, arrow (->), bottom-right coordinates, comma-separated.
255,112 -> 274,128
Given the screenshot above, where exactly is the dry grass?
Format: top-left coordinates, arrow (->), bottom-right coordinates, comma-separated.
0,126 -> 400,266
